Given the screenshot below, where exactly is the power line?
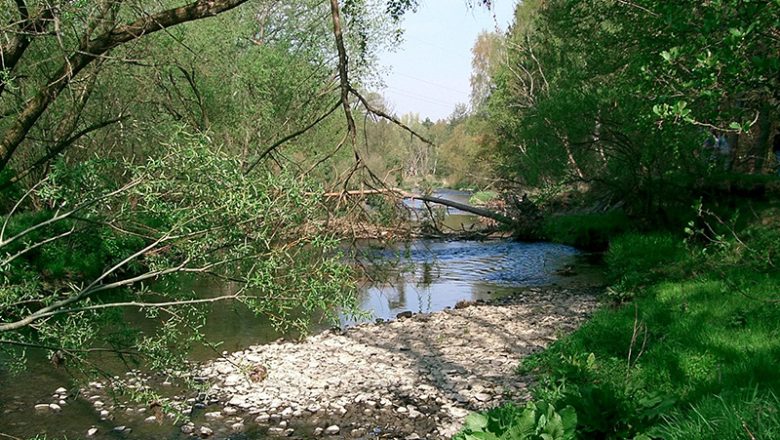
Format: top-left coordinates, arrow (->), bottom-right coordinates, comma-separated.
386,86 -> 460,105
384,87 -> 459,108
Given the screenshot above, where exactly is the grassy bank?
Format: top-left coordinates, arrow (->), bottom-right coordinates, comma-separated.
457,206 -> 780,439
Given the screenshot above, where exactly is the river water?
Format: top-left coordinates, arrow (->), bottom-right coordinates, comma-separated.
0,190 -> 603,439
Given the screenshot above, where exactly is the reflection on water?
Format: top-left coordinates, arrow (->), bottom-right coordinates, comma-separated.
346,240 -> 600,325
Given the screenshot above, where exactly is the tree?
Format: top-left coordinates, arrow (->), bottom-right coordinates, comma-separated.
0,136 -> 358,371
0,0 -> 253,175
469,31 -> 503,111
484,0 -> 779,216
0,0 -> 432,371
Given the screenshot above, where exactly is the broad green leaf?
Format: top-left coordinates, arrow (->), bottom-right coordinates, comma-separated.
465,412 -> 490,430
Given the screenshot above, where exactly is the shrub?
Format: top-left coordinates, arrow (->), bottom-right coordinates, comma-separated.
542,211 -> 630,250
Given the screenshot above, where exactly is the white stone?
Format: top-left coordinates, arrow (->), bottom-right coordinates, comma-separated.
227,395 -> 244,406
325,425 -> 340,435
200,426 -> 214,437
204,411 -> 223,420
55,387 -> 67,394
86,427 -> 98,437
449,407 -> 470,418
225,373 -> 244,386
474,393 -> 492,402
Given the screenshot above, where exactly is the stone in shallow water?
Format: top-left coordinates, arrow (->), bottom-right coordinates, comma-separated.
325,425 -> 340,435
86,427 -> 98,436
204,411 -> 222,420
200,426 -> 214,437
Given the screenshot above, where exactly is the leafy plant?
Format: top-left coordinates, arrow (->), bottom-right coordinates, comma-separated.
456,402 -> 577,440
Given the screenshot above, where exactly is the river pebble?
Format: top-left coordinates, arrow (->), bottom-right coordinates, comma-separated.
193,287 -> 598,438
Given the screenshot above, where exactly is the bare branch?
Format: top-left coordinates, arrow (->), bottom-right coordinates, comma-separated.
351,88 -> 434,147
245,99 -> 342,174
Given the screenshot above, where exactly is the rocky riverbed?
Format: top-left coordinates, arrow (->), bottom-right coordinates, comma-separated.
47,287 -> 599,439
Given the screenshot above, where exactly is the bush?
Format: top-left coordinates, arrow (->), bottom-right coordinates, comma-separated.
469,191 -> 500,206
542,211 -> 631,250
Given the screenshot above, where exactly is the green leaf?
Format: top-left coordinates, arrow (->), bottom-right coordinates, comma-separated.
517,407 -> 538,432
465,413 -> 490,431
560,406 -> 577,436
466,433 -> 500,440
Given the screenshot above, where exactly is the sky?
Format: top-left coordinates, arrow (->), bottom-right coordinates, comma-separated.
376,0 -> 518,122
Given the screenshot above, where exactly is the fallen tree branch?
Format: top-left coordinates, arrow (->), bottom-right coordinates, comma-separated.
320,188 -> 514,225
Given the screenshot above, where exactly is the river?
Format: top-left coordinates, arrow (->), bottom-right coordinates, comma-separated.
0,190 -> 603,439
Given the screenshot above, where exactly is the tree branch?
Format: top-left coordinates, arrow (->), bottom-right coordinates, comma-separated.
244,99 -> 341,174
0,0 -> 251,171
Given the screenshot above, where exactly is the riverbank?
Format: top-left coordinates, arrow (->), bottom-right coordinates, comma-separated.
66,286 -> 598,439
456,206 -> 780,439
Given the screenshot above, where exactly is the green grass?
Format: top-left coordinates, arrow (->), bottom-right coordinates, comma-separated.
461,216 -> 780,439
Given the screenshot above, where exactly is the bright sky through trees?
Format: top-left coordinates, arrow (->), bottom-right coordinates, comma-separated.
378,0 -> 517,121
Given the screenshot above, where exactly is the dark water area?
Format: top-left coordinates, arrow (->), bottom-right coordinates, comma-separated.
0,190 -> 604,440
